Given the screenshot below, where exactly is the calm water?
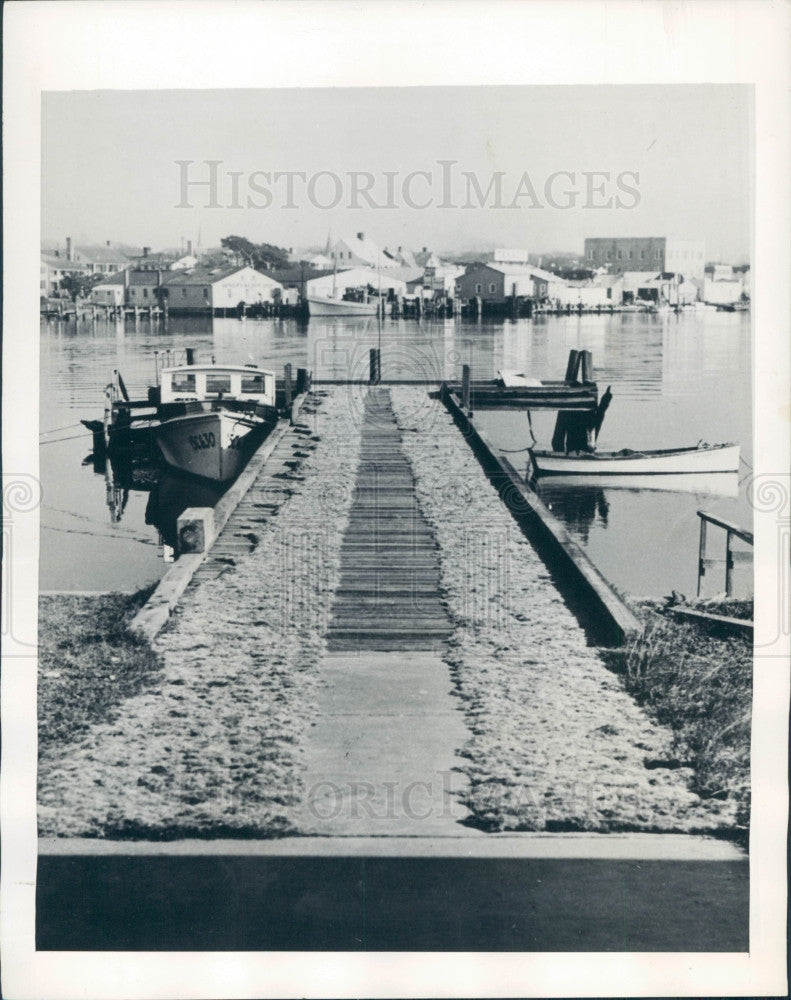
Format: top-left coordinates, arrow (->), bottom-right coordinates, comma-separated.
40,309 -> 752,597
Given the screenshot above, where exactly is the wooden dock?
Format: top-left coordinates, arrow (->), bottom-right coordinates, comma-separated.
327,388 -> 451,651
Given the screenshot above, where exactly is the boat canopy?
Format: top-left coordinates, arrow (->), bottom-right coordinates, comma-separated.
159,365 -> 276,405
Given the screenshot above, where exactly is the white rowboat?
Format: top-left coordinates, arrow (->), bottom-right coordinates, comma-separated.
538,471 -> 739,497
531,442 -> 740,476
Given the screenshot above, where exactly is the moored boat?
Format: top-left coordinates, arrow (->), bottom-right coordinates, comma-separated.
536,471 -> 739,497
530,442 -> 740,476
307,294 -> 378,316
155,364 -> 278,482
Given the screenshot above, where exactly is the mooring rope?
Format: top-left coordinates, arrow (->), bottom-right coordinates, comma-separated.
39,421 -> 84,437
39,431 -> 92,446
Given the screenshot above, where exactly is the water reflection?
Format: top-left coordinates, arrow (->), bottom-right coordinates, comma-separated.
95,448 -> 226,558
40,308 -> 751,595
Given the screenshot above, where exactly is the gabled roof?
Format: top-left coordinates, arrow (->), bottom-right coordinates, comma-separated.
334,234 -> 384,265
93,271 -> 127,286
163,263 -> 259,286
387,266 -> 425,284
263,267 -> 336,285
75,245 -> 132,264
41,254 -> 88,271
466,262 -> 561,282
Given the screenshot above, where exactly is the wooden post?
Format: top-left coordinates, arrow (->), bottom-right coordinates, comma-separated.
553,350 -> 581,452
579,350 -> 593,383
564,349 -> 581,383
697,516 -> 707,596
725,530 -> 733,596
296,368 -> 307,395
177,507 -> 214,554
462,364 -> 471,414
369,348 -> 381,385
283,363 -> 293,409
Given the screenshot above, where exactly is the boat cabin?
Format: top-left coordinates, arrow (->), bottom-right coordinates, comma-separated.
159,365 -> 276,407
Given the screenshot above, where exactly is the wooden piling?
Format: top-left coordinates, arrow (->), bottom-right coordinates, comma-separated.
283,363 -> 293,409
461,364 -> 471,414
369,348 -> 381,385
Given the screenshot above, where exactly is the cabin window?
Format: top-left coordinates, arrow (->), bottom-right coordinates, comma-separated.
655,250 -> 662,259
489,283 -> 496,293
205,375 -> 232,394
203,286 -> 209,297
241,374 -> 267,394
475,283 -> 482,294
640,250 -> 646,259
617,250 -> 623,259
170,372 -> 196,394
143,288 -> 148,298
182,287 -> 187,298
586,249 -> 594,260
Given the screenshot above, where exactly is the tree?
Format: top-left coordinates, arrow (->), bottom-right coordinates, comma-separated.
59,272 -> 101,302
220,235 -> 290,272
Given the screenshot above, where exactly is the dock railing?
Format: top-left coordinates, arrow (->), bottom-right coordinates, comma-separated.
697,510 -> 753,597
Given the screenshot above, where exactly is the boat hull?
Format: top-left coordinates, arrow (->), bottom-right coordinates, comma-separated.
538,471 -> 739,497
307,296 -> 378,317
156,410 -> 274,482
531,443 -> 740,475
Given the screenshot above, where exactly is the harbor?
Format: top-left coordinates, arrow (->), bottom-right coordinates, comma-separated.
35,307 -> 752,948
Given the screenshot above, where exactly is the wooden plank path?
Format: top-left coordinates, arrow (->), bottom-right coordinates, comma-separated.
327,388 -> 452,651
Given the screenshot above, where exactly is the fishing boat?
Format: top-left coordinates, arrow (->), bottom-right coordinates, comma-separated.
307,294 -> 379,316
154,364 -> 278,482
530,442 -> 740,476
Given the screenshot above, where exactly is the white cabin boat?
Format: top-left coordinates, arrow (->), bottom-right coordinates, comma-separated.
307,294 -> 378,317
155,364 -> 278,482
530,442 -> 740,476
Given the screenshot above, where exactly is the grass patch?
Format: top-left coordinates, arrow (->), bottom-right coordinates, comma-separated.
38,587 -> 163,750
602,598 -> 752,841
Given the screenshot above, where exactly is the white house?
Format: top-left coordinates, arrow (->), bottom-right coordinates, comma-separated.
703,276 -> 743,305
91,272 -> 126,306
329,233 -> 399,269
163,265 -> 284,313
40,254 -> 89,298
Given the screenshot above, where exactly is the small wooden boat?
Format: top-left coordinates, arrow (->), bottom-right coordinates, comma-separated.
536,471 -> 739,497
155,364 -> 278,482
530,442 -> 740,476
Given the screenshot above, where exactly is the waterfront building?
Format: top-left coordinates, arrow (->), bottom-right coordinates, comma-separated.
67,238 -> 133,276
90,272 -> 127,306
584,237 -> 706,280
163,264 -> 284,313
703,274 -> 744,305
455,262 -> 566,302
40,253 -> 89,298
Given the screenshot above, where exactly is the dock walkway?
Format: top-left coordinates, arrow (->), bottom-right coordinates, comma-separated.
301,387 -> 469,834
328,388 -> 451,651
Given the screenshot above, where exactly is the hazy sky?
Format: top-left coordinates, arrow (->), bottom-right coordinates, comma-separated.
42,85 -> 752,260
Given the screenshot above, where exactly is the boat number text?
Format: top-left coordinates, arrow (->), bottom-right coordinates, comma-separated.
188,432 -> 216,451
